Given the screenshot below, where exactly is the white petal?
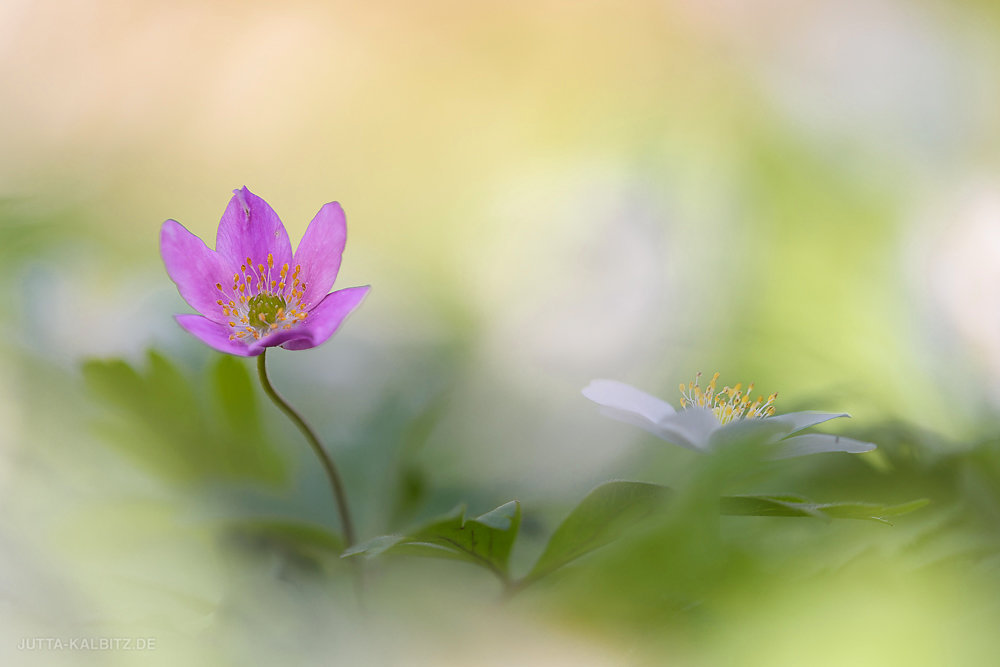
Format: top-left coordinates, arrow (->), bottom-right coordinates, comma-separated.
582,379 -> 677,423
767,411 -> 850,435
709,418 -> 795,450
595,407 -> 702,452
654,407 -> 720,451
770,433 -> 876,459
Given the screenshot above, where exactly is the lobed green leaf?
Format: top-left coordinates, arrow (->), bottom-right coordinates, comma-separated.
343,501 -> 521,582
82,350 -> 287,485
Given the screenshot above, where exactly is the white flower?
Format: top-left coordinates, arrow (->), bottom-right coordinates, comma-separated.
582,374 -> 875,459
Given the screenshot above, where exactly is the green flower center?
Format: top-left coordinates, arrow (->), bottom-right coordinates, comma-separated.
247,293 -> 287,329
216,254 -> 310,343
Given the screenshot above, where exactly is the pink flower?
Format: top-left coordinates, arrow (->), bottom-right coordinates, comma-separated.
160,187 -> 370,356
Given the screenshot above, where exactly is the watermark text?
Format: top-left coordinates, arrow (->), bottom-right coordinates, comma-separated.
18,637 -> 156,651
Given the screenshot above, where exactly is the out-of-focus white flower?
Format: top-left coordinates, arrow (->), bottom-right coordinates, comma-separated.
582,373 -> 875,459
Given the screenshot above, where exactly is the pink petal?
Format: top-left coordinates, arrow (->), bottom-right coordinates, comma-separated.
214,187 -> 294,280
250,286 -> 370,352
174,315 -> 258,356
292,201 -> 347,310
160,220 -> 228,323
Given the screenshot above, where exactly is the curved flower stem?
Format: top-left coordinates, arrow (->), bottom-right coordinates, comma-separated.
257,349 -> 357,548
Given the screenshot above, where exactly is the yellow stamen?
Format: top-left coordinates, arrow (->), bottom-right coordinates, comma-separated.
679,372 -> 778,425
214,256 -> 311,347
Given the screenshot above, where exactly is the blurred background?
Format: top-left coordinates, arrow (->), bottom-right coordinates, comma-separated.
2,0 -> 1000,665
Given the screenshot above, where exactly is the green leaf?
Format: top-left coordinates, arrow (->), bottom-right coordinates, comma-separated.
519,482 -> 927,589
720,495 -> 930,524
213,354 -> 260,436
342,501 -> 521,581
82,350 -> 287,485
525,481 -> 672,582
210,354 -> 286,481
718,495 -> 827,520
812,498 -> 931,524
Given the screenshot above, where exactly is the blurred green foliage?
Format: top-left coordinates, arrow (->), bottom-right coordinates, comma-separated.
82,351 -> 287,486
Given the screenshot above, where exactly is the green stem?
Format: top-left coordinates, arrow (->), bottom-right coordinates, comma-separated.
257,349 -> 357,548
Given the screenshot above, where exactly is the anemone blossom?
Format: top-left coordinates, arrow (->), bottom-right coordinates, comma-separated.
160,187 -> 369,356
582,373 -> 876,459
